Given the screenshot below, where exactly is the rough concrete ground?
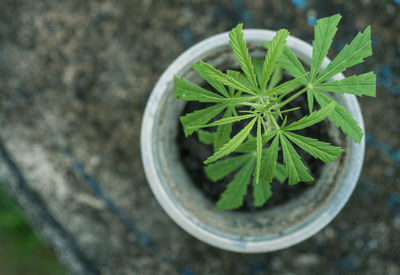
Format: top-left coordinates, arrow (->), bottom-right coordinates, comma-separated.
0,0 -> 399,274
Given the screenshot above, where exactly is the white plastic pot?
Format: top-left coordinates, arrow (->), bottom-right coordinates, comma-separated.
140,29 -> 365,253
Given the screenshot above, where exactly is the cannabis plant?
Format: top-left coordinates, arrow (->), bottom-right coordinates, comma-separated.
174,14 -> 376,210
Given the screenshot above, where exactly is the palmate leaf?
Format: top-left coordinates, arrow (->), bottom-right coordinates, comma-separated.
214,108 -> 233,151
229,23 -> 259,90
283,101 -> 335,131
260,134 -> 280,182
268,65 -> 283,90
255,117 -> 263,185
204,117 -> 257,164
316,72 -> 376,97
310,14 -> 341,81
196,61 -> 257,95
180,104 -> 227,137
262,74 -> 307,97
192,63 -> 229,97
253,178 -> 272,207
226,70 -> 241,96
217,159 -> 254,210
198,130 -> 215,145
284,131 -> 343,162
280,134 -> 314,185
174,76 -> 225,102
188,114 -> 256,130
315,26 -> 372,83
205,154 -> 252,182
313,90 -> 363,143
234,130 -> 277,153
260,29 -> 290,92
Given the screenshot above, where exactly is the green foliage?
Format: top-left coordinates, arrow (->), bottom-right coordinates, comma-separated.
174,14 -> 375,209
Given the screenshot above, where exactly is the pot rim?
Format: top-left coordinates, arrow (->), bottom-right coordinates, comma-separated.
141,29 -> 365,253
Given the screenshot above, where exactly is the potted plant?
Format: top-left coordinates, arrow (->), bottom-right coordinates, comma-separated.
141,14 -> 375,252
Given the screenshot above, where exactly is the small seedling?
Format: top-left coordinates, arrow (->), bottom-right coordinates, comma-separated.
174,14 -> 376,210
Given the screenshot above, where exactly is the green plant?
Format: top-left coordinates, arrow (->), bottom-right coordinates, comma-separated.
174,14 -> 376,210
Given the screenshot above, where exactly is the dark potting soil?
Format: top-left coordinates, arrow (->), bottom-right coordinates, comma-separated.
177,77 -> 333,211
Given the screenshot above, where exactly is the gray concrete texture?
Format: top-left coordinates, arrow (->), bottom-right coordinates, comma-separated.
0,0 -> 399,274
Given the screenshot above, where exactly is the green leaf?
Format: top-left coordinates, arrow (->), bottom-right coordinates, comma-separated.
310,14 -> 342,81
284,101 -> 335,131
307,87 -> 314,113
255,117 -> 262,185
174,76 -> 225,102
253,178 -> 272,207
234,130 -> 277,153
260,134 -> 280,182
284,131 -> 343,162
180,104 -> 226,136
260,29 -> 289,92
196,61 -> 257,95
226,70 -> 241,96
205,154 -> 252,182
315,72 -> 376,97
198,130 -> 215,145
192,63 -> 229,97
315,26 -> 372,83
313,90 -> 363,143
261,75 -> 305,97
280,134 -> 314,185
229,23 -> 259,90
214,109 -> 233,151
204,117 -> 257,164
268,64 -> 283,90
252,58 -> 264,87
216,159 -> 254,210
275,163 -> 288,183
188,114 -> 256,130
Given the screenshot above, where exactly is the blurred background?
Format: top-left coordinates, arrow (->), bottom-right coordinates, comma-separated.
0,0 -> 399,274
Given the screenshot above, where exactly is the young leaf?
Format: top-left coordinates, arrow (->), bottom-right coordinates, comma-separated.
252,58 -> 264,87
192,63 -> 229,97
180,104 -> 226,137
205,154 -> 252,182
313,90 -> 363,143
174,76 -> 225,102
204,117 -> 257,164
283,101 -> 335,131
310,14 -> 342,81
307,87 -> 314,113
315,72 -> 376,97
217,159 -> 254,210
234,130 -> 277,153
260,134 -> 280,182
280,134 -> 314,185
196,61 -> 257,95
229,23 -> 259,90
214,109 -> 233,151
268,64 -> 283,90
255,117 -> 263,185
275,163 -> 288,183
253,178 -> 272,207
188,114 -> 256,130
315,26 -> 372,83
260,29 -> 290,92
198,130 -> 215,145
226,70 -> 241,96
284,131 -> 343,162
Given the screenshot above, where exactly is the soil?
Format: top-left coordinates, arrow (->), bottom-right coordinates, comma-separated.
178,77 -> 332,211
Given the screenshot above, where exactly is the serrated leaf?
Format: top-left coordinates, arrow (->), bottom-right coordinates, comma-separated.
275,163 -> 288,183
196,61 -> 257,95
188,114 -> 256,130
216,159 -> 254,210
284,131 -> 343,162
192,63 -> 229,97
260,29 -> 289,92
180,104 -> 227,137
205,154 -> 252,182
198,130 -> 215,145
262,73 -> 307,97
315,26 -> 372,83
229,23 -> 259,90
235,130 -> 277,153
255,117 -> 263,185
252,58 -> 264,87
226,70 -> 241,96
260,134 -> 280,182
284,101 -> 335,131
204,117 -> 257,164
253,178 -> 272,207
310,14 -> 342,81
214,109 -> 233,151
174,76 -> 225,102
280,134 -> 314,185
268,64 -> 283,90
315,72 -> 376,97
307,87 -> 314,113
314,90 -> 363,143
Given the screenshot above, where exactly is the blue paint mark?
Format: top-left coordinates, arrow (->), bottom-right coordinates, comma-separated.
387,194 -> 400,216
291,0 -> 307,9
366,133 -> 400,162
179,29 -> 194,49
307,16 -> 317,26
